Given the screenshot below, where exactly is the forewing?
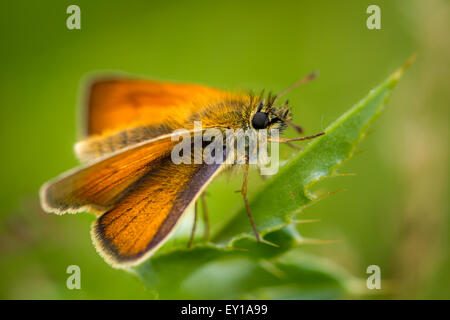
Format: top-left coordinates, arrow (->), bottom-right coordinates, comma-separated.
92,156 -> 226,267
40,135 -> 179,215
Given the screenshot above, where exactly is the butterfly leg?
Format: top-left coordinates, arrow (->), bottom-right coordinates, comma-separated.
201,192 -> 210,242
241,159 -> 262,242
284,141 -> 303,151
269,132 -> 325,144
188,201 -> 198,248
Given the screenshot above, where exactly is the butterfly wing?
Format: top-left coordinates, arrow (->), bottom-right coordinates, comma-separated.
42,77 -> 231,267
75,78 -> 228,163
82,77 -> 225,137
41,129 -> 226,267
92,155 -> 225,267
41,134 -> 179,215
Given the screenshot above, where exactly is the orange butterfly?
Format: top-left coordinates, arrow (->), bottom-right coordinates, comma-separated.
40,74 -> 323,268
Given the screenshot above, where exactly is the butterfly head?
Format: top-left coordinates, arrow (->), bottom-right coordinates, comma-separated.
250,95 -> 295,133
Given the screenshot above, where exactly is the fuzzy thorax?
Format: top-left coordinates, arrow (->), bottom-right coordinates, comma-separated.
74,92 -> 293,163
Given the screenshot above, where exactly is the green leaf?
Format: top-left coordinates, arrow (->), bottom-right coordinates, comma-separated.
133,58 -> 413,299
212,57 -> 413,247
134,245 -> 351,299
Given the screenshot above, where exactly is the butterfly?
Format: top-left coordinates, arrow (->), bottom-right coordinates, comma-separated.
40,73 -> 323,268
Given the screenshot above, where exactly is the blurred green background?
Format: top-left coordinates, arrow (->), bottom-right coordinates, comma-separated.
0,0 -> 448,299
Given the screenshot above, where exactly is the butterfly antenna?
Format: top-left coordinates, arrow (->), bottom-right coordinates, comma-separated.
273,71 -> 319,103
269,71 -> 319,134
270,100 -> 304,134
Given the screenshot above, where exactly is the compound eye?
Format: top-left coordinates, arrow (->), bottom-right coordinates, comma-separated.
252,112 -> 269,129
